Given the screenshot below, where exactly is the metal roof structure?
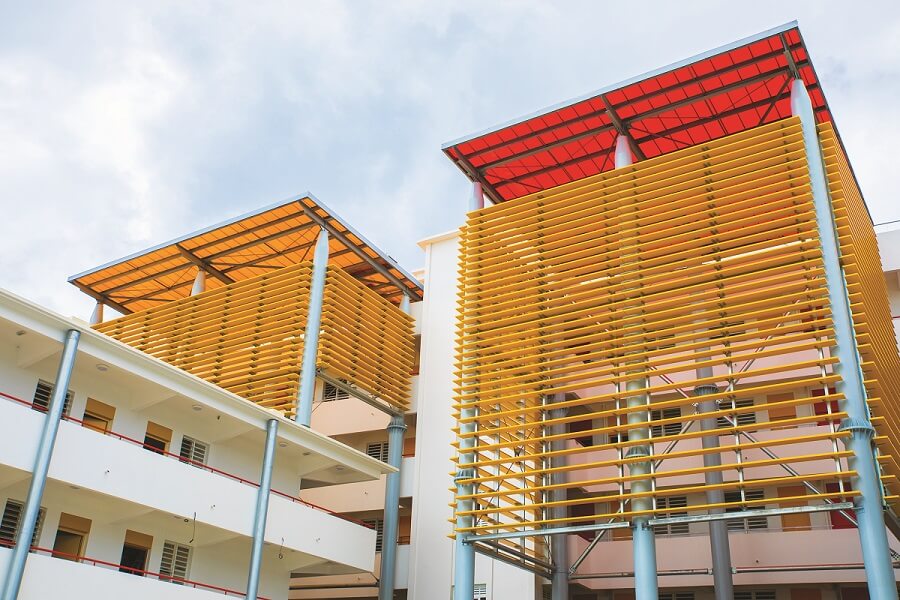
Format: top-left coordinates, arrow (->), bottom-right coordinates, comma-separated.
443,21 -> 834,204
69,193 -> 423,314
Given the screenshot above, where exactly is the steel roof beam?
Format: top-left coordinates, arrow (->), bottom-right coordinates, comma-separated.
176,244 -> 235,285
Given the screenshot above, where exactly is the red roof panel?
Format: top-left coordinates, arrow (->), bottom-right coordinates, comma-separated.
444,24 -> 831,203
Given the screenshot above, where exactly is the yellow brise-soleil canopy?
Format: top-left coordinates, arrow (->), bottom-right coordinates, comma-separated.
452,116 -> 899,554
94,262 -> 415,417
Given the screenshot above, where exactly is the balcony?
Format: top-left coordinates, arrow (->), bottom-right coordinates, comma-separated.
0,543 -> 260,600
0,391 -> 377,573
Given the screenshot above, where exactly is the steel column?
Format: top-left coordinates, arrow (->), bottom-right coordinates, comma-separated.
246,418 -> 279,600
296,228 -> 329,426
89,301 -> 104,325
379,414 -> 408,600
1,329 -> 80,600
696,377 -> 734,600
791,78 -> 896,599
616,134 -> 658,600
454,183 -> 483,600
548,398 -> 569,600
191,268 -> 207,295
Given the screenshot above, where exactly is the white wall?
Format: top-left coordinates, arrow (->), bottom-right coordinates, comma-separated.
408,232 -> 537,600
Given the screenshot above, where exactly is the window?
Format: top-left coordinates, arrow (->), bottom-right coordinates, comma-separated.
322,382 -> 350,402
568,418 -> 594,447
53,513 -> 92,561
650,407 -> 682,438
653,496 -> 689,535
659,593 -> 695,600
765,392 -> 795,426
366,442 -> 390,463
412,334 -> 422,376
82,398 -> 116,433
608,416 -> 628,443
32,380 -> 73,416
363,519 -> 384,552
119,530 -> 153,576
717,398 -> 756,429
812,387 -> 839,426
474,583 -> 487,600
179,436 -> 209,466
734,592 -> 776,600
826,482 -> 855,529
160,541 -> 192,583
143,421 -> 172,454
0,499 -> 45,547
724,490 -> 767,531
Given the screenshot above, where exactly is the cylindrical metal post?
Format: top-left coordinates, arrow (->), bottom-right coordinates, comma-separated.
296,228 -> 330,426
454,182 -> 482,600
89,302 -> 104,325
549,398 -> 569,600
696,377 -> 734,600
191,269 -> 207,296
616,134 -> 658,600
791,78 -> 896,599
1,329 -> 80,600
246,418 -> 279,600
378,415 -> 408,600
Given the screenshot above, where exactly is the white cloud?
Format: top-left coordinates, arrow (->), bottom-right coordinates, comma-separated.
1,1 -> 899,317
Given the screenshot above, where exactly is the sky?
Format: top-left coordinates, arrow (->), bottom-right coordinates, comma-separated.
2,1 -> 899,319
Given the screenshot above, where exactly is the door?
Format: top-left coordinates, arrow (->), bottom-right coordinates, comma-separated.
53,513 -> 92,560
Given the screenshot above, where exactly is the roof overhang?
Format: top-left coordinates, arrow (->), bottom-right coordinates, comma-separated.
443,21 -> 834,204
69,193 -> 423,314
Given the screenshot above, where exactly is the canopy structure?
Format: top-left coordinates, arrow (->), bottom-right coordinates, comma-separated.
69,194 -> 423,314
443,22 -> 835,204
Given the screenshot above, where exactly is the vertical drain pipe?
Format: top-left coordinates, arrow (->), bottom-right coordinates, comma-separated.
453,183 -> 483,600
549,394 -> 569,600
296,228 -> 330,427
791,79 -> 897,598
246,418 -> 279,600
1,329 -> 80,600
616,135 -> 658,600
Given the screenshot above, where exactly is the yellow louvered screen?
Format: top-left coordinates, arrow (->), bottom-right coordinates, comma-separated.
320,265 -> 415,411
95,262 -> 414,416
822,123 -> 900,510
454,117 -> 864,549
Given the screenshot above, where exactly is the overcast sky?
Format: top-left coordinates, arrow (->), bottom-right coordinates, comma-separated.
2,1 -> 899,318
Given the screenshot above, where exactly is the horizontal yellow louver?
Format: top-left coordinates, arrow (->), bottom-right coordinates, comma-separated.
821,122 -> 900,507
453,116 -> 865,553
95,262 -> 414,416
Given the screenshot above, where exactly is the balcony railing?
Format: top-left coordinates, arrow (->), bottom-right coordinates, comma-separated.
0,389 -> 374,530
0,539 -> 268,599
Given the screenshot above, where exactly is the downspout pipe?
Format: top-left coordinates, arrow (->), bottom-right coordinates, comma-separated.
791,78 -> 897,599
246,418 -> 279,600
616,134 -> 659,600
1,329 -> 80,600
453,183 -> 484,600
378,414 -> 408,600
296,228 -> 329,426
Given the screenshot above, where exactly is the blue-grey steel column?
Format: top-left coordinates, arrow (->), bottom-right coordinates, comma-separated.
1,329 -> 80,600
246,418 -> 279,600
548,397 -> 569,600
378,414 -> 408,600
453,182 -> 483,600
296,228 -> 330,427
615,134 -> 659,600
791,78 -> 897,599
